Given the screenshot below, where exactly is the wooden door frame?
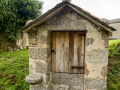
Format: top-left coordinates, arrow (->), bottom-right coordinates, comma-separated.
51,31 -> 86,74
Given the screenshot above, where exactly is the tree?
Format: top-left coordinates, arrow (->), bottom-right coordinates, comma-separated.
0,0 -> 43,42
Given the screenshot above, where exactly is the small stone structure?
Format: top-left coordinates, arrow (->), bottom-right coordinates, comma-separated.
16,20 -> 33,49
109,18 -> 120,39
21,1 -> 116,90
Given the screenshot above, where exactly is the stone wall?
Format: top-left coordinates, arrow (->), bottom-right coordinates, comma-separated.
27,10 -> 108,90
85,29 -> 108,90
28,28 -> 51,89
16,33 -> 23,49
23,32 -> 29,48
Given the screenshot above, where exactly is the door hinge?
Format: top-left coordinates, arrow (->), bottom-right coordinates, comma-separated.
71,66 -> 84,69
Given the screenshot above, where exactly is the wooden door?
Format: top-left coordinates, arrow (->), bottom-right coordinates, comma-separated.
52,32 -> 85,74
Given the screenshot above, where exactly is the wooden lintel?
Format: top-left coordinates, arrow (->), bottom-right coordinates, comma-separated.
98,26 -> 100,31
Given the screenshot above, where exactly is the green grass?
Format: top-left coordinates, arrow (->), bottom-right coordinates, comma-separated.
0,49 -> 29,90
109,39 -> 120,48
108,39 -> 120,90
109,39 -> 120,59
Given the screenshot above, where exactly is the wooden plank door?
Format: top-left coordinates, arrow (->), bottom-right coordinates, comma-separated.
52,32 -> 85,74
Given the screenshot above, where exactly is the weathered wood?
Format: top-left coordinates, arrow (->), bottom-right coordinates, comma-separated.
77,32 -> 82,74
52,32 -> 56,72
78,32 -> 82,73
73,32 -> 78,73
81,36 -> 85,73
60,32 -> 65,72
52,31 -> 85,74
64,32 -> 69,72
56,32 -> 61,72
69,32 -> 74,73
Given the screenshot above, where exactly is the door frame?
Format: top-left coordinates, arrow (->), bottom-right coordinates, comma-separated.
51,31 -> 86,74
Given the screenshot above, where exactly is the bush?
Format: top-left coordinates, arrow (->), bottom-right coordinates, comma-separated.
109,39 -> 120,58
108,39 -> 120,90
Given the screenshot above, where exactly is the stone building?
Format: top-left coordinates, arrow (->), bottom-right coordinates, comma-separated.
16,20 -> 33,49
109,18 -> 120,39
20,0 -> 116,90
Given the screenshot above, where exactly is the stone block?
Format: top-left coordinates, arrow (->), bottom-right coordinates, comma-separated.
29,62 -> 34,75
67,87 -> 75,90
35,60 -> 51,74
52,85 -> 84,90
29,47 -> 48,61
52,86 -> 66,90
52,73 -> 84,86
47,12 -> 87,30
25,75 -> 42,85
101,30 -> 109,48
39,35 -> 47,44
37,26 -> 47,37
35,61 -> 47,73
45,74 -> 50,85
87,49 -> 108,63
36,30 -> 51,46
47,31 -> 52,45
101,66 -> 107,77
47,59 -> 52,73
30,84 -> 51,90
67,86 -> 83,90
28,32 -> 36,45
57,87 -> 66,90
51,84 -> 67,90
85,78 -> 107,90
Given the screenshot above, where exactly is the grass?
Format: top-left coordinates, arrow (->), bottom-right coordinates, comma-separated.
0,49 -> 29,90
108,39 -> 120,90
109,39 -> 120,48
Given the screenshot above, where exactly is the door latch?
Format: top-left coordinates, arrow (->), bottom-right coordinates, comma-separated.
51,49 -> 56,53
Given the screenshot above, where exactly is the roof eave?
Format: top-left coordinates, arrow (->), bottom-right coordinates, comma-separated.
21,1 -> 115,33
21,1 -> 69,33
67,4 -> 113,32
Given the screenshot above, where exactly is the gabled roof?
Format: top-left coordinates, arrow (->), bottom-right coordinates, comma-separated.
110,18 -> 120,23
21,1 -> 116,32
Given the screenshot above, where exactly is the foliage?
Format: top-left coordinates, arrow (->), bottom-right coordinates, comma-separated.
0,0 -> 43,42
108,39 -> 120,59
109,39 -> 120,48
0,49 -> 29,90
108,39 -> 120,90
